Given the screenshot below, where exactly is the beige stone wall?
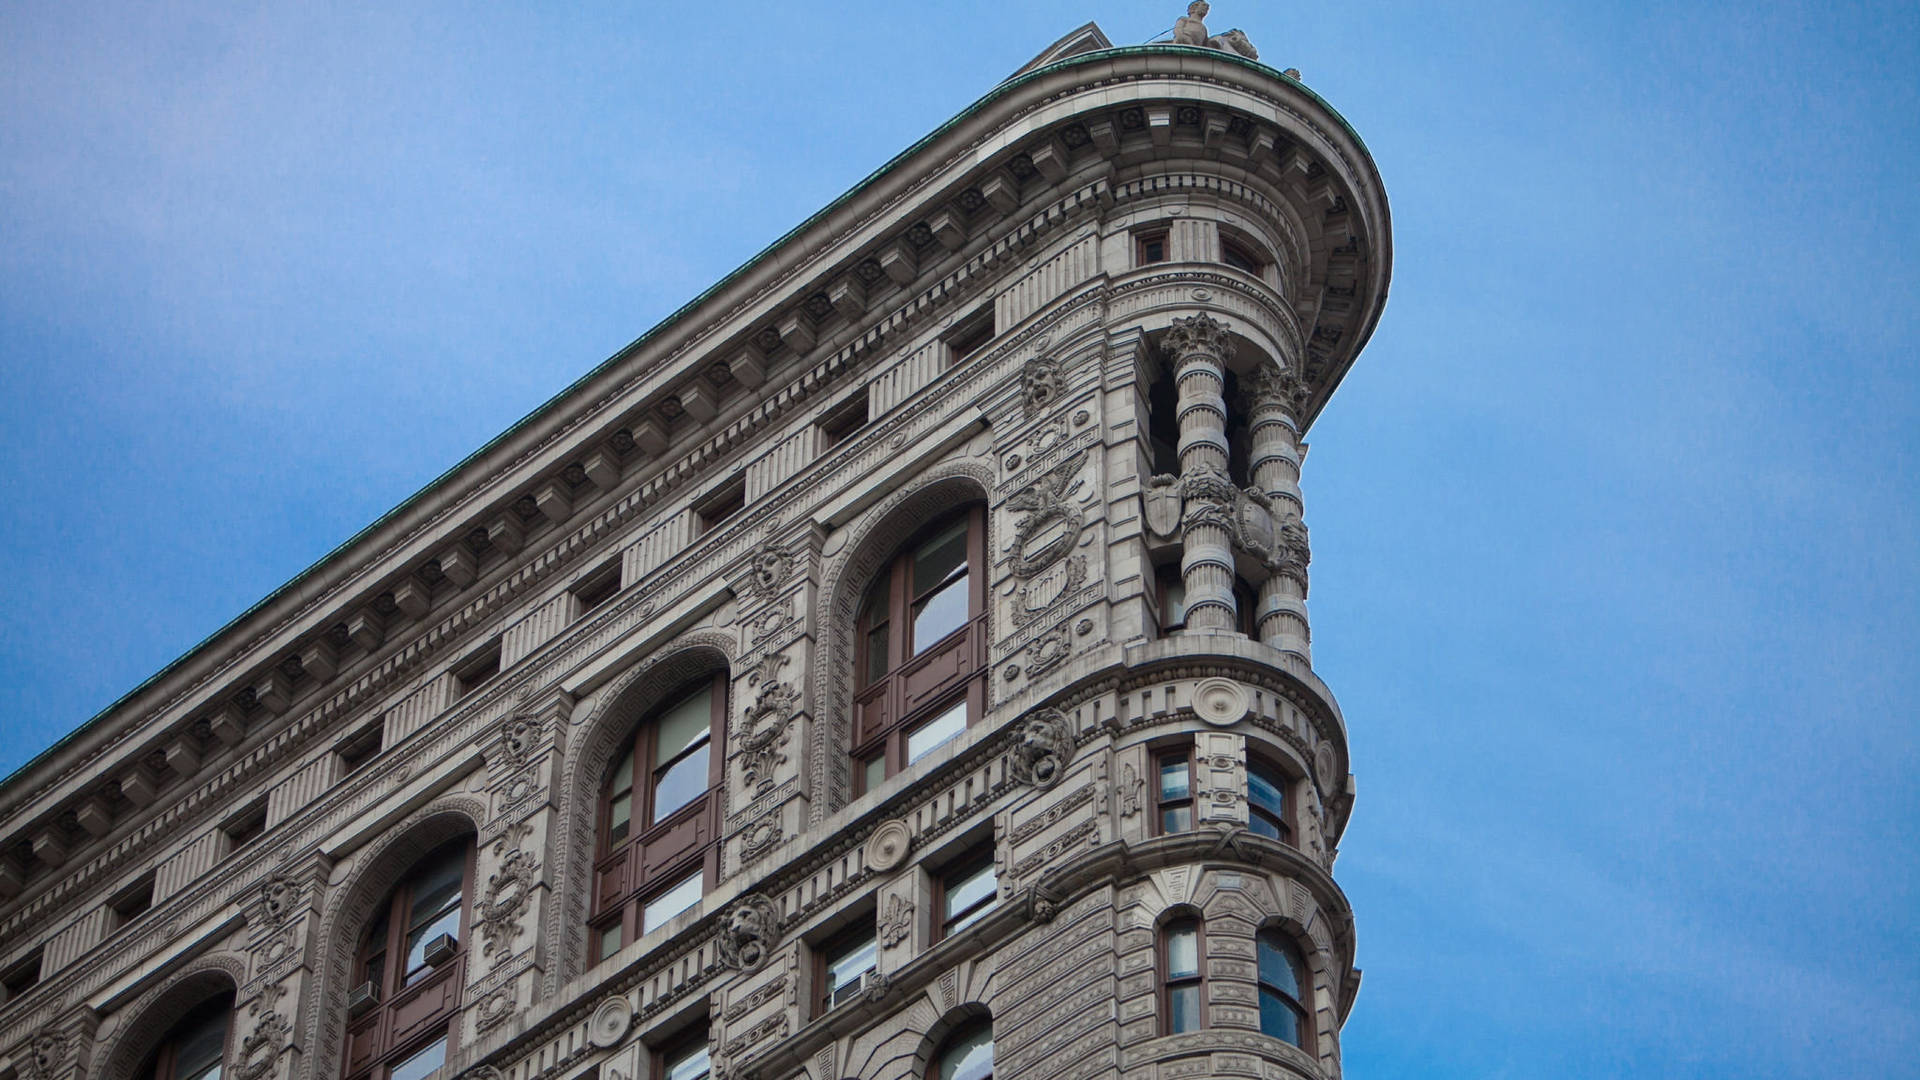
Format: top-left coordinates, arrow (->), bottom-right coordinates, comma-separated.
0,39 -> 1386,1080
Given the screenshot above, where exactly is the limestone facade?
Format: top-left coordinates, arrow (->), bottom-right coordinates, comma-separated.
0,19 -> 1389,1080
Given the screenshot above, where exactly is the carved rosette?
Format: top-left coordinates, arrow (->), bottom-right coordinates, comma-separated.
863,819 -> 912,871
716,893 -> 782,971
1009,706 -> 1073,789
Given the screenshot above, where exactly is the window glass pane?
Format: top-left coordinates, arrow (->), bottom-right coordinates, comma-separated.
943,860 -> 996,931
655,688 -> 713,761
862,755 -> 885,794
404,906 -> 462,982
598,924 -> 623,963
937,1026 -> 994,1080
1168,984 -> 1202,1034
651,743 -> 710,823
1161,805 -> 1192,834
1165,925 -> 1198,978
912,519 -> 969,596
912,573 -> 970,651
389,1037 -> 446,1080
1159,759 -> 1190,800
1258,933 -> 1302,997
664,1044 -> 710,1080
906,701 -> 968,764
1259,988 -> 1302,1046
609,749 -> 635,797
406,850 -> 464,932
1161,573 -> 1186,627
1248,811 -> 1283,841
863,621 -> 890,685
1249,763 -> 1285,818
608,792 -> 632,843
826,934 -> 878,1000
642,873 -> 703,935
174,1010 -> 228,1080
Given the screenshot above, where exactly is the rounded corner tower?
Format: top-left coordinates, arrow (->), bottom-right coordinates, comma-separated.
0,13 -> 1388,1080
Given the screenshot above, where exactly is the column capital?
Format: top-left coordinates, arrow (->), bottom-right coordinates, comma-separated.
1164,312 -> 1234,365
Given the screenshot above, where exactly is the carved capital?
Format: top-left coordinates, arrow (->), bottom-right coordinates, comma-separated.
1164,312 -> 1233,366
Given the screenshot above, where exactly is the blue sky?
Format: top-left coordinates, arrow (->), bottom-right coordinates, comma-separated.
2,2 -> 1915,1076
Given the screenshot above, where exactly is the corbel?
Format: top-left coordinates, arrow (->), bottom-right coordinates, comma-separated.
777,312 -> 817,355
0,858 -> 23,898
929,209 -> 968,252
981,174 -> 1020,214
118,766 -> 159,808
300,637 -> 340,680
486,517 -> 525,556
1087,118 -> 1119,157
163,737 -> 201,776
75,796 -> 114,838
533,480 -> 574,524
726,349 -> 768,390
678,384 -> 718,423
1030,137 -> 1070,183
209,702 -> 248,746
393,578 -> 433,619
250,670 -> 292,715
31,829 -> 69,867
829,276 -> 867,321
880,242 -> 918,286
582,448 -> 622,491
347,607 -> 387,651
1146,106 -> 1174,148
628,416 -> 669,457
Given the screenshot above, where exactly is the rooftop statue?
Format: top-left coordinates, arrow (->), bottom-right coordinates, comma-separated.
1172,1 -> 1260,59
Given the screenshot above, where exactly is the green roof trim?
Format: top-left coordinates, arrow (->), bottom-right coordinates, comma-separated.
3,44 -> 1369,793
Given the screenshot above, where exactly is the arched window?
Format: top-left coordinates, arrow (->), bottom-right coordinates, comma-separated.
1160,917 -> 1205,1034
852,507 -> 987,792
1256,929 -> 1312,1052
345,839 -> 474,1080
929,1021 -> 993,1080
142,994 -> 233,1080
1247,758 -> 1293,845
592,672 -> 727,960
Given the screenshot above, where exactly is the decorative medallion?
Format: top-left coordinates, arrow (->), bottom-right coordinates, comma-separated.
235,1011 -> 290,1080
1192,678 -> 1251,727
739,815 -> 783,865
864,819 -> 912,872
477,847 -> 538,963
1006,453 -> 1086,578
586,996 -> 633,1048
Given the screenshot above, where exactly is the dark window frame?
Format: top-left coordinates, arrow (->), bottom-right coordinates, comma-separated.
925,1020 -> 994,1080
108,872 -> 155,929
1,947 -> 43,1004
1256,928 -> 1314,1053
344,838 -> 476,1080
570,561 -> 623,618
1135,229 -> 1170,266
590,672 -> 729,957
222,799 -> 269,854
1153,745 -> 1197,836
451,640 -> 502,697
654,1026 -> 713,1080
144,992 -> 235,1080
1220,237 -> 1263,275
1159,915 -> 1207,1034
933,846 -> 997,943
1247,755 -> 1295,846
942,306 -> 995,366
817,392 -> 871,451
814,920 -> 880,1017
851,506 -> 988,793
694,476 -> 746,533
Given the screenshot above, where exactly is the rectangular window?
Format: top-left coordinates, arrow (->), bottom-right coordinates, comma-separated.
938,850 -> 996,939
1136,230 -> 1170,265
1248,759 -> 1293,844
1220,238 -> 1262,275
107,873 -> 155,928
819,925 -> 879,1013
336,721 -> 384,778
942,306 -> 995,366
1156,748 -> 1195,834
904,699 -> 968,765
597,923 -> 623,963
661,1042 -> 710,1080
453,640 -> 502,697
1,948 -> 42,1004
1156,564 -> 1187,635
221,800 -> 269,854
695,477 -> 746,533
388,1035 -> 447,1080
570,562 -> 622,618
1163,920 -> 1205,1033
817,393 -> 870,452
641,872 -> 703,935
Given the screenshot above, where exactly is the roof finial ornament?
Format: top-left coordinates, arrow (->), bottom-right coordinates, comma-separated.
1172,2 -> 1260,59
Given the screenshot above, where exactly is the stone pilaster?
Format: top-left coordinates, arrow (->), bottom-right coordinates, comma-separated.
1248,363 -> 1312,659
1167,314 -> 1238,632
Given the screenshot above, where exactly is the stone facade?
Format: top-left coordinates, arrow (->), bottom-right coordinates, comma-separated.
0,16 -> 1388,1080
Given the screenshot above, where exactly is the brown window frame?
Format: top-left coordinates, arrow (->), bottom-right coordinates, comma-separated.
1136,229 -> 1170,266
1256,928 -> 1314,1054
145,993 -> 235,1080
851,506 -> 988,793
590,672 -> 729,957
1247,755 -> 1295,846
932,846 -> 997,943
1159,916 -> 1207,1035
814,921 -> 879,1017
1220,237 -> 1263,276
343,838 -> 475,1080
1153,745 -> 1197,836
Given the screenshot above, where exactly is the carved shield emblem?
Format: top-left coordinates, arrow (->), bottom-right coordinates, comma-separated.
1142,480 -> 1182,539
1234,493 -> 1275,555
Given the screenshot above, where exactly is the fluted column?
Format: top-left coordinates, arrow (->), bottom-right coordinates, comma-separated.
1167,313 -> 1238,632
1249,363 -> 1312,658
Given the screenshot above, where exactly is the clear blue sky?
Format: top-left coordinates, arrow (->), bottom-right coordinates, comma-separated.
2,2 -> 1915,1076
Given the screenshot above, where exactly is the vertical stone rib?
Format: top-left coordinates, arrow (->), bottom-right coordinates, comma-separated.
1249,363 -> 1313,658
1166,313 -> 1238,632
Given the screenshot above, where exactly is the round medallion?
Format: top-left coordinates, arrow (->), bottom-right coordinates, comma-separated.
1191,677 -> 1251,727
864,819 -> 913,872
1191,287 -> 1213,301
587,995 -> 633,1047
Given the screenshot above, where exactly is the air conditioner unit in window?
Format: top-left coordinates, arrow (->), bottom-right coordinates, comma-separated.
422,933 -> 458,967
830,969 -> 877,1008
346,981 -> 380,1018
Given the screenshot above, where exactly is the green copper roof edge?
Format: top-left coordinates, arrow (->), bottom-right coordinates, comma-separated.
4,44 -> 1371,792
